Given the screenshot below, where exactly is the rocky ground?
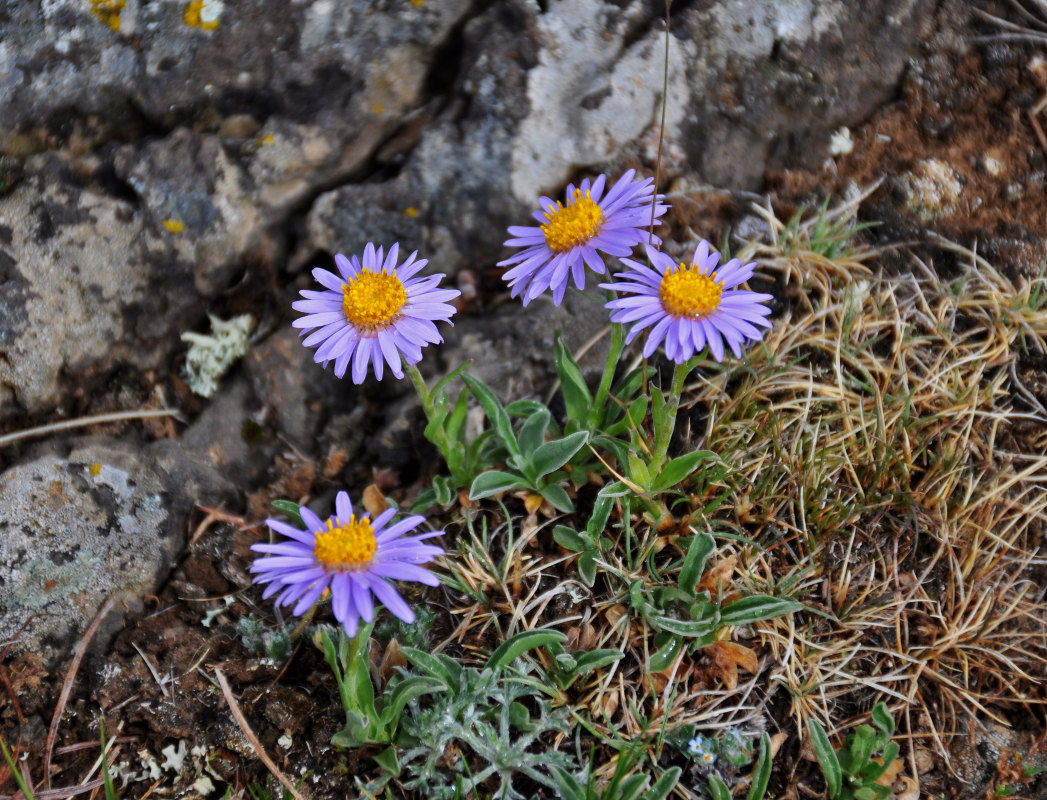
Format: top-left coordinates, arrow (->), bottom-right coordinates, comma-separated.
2,0 -> 1047,798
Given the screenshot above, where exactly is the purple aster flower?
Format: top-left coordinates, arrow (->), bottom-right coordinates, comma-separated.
602,241 -> 773,363
498,170 -> 669,306
250,491 -> 444,637
292,242 -> 460,383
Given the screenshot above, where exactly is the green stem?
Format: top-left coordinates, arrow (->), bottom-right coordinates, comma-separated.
590,318 -> 625,429
648,356 -> 700,477
342,621 -> 375,717
405,362 -> 433,415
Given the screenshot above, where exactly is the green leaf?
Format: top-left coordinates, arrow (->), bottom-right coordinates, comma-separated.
648,614 -> 717,638
463,373 -> 519,456
531,430 -> 589,477
620,774 -> 649,800
870,701 -> 895,741
678,532 -> 715,597
626,451 -> 651,489
707,774 -> 732,800
432,474 -> 457,506
650,385 -> 667,428
379,675 -> 446,729
861,742 -> 899,782
509,701 -> 535,732
547,766 -> 585,800
746,732 -> 773,800
649,450 -> 718,493
719,596 -> 803,626
430,361 -> 472,398
553,525 -> 588,552
539,482 -> 574,513
469,470 -> 527,500
517,408 -> 552,458
647,767 -> 681,800
399,646 -> 459,690
270,499 -> 303,526
506,398 -> 548,416
444,388 -> 471,446
485,629 -> 568,672
648,634 -> 683,672
808,718 -> 843,799
372,745 -> 400,776
572,649 -> 624,674
408,487 -> 437,514
578,552 -> 597,587
555,334 -> 594,426
586,489 -> 616,538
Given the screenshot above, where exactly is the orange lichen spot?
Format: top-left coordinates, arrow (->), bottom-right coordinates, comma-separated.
90,0 -> 124,32
163,219 -> 185,234
89,463 -> 103,476
372,104 -> 385,114
409,0 -> 425,6
184,0 -> 222,30
403,206 -> 419,219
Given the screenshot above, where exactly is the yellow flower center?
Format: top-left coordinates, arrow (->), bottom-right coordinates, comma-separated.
341,270 -> 407,332
659,263 -> 724,318
313,516 -> 377,570
541,190 -> 603,253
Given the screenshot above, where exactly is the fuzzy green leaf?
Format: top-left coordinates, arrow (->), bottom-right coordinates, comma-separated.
373,745 -> 400,776
871,701 -> 895,741
808,718 -> 843,798
486,629 -> 568,672
719,596 -> 803,626
647,767 -> 681,800
553,525 -> 588,552
649,450 -> 718,493
539,482 -> 574,513
747,732 -> 773,800
678,532 -> 715,598
463,373 -> 519,456
399,646 -> 460,690
708,774 -> 732,800
531,430 -> 589,477
649,614 -> 717,638
517,408 -> 552,458
578,552 -> 597,587
380,675 -> 446,730
555,334 -> 594,426
469,470 -> 528,500
648,634 -> 684,672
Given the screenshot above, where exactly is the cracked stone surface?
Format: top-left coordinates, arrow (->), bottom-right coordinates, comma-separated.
0,442 -> 183,668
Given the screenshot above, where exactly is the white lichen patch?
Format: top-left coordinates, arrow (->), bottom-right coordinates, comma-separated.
899,158 -> 963,222
828,126 -> 854,156
181,314 -> 254,398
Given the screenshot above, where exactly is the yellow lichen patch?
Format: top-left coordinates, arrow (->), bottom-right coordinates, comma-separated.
372,104 -> 386,114
184,0 -> 222,30
313,516 -> 377,570
403,206 -> 419,219
163,219 -> 185,234
409,0 -> 425,6
257,133 -> 275,146
89,463 -> 102,476
341,270 -> 407,331
659,264 -> 723,319
541,190 -> 603,253
90,0 -> 124,32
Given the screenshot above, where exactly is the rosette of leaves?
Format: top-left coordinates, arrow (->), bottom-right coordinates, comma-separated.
394,630 -> 577,800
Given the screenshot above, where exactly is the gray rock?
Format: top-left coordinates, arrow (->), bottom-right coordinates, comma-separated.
0,442 -> 183,668
0,0 -> 473,136
0,154 -> 198,417
299,0 -> 931,280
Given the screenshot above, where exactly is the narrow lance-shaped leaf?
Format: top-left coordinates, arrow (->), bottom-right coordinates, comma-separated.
719,596 -> 803,626
649,450 -> 719,493
678,531 -> 715,597
463,373 -> 519,456
807,718 -> 842,799
486,629 -> 567,672
555,333 -> 594,425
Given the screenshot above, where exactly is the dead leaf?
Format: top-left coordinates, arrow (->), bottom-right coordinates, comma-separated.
697,555 -> 738,595
377,638 -> 407,689
873,754 -> 904,788
705,641 -> 759,690
521,492 -> 544,516
362,484 -> 388,516
894,775 -> 919,800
